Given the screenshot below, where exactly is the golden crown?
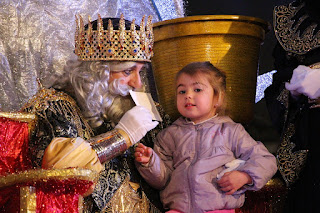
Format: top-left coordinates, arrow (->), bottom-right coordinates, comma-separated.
75,14 -> 154,62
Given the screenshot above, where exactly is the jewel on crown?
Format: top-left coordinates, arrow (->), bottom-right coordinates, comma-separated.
75,14 -> 154,62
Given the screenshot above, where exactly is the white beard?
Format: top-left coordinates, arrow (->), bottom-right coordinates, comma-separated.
58,60 -> 143,129
104,79 -> 136,126
83,77 -> 136,128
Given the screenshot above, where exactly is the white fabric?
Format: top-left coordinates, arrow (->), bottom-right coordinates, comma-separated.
216,159 -> 246,180
115,106 -> 158,145
285,65 -> 320,99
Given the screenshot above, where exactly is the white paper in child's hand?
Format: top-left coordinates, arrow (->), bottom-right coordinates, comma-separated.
129,90 -> 162,122
216,159 -> 246,180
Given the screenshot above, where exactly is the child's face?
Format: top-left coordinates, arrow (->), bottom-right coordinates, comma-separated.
176,73 -> 218,124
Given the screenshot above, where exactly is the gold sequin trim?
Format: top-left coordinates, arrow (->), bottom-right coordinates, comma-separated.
20,186 -> 36,213
0,168 -> 99,188
277,88 -> 289,109
274,2 -> 320,55
102,176 -> 161,213
276,124 -> 308,187
21,86 -> 93,140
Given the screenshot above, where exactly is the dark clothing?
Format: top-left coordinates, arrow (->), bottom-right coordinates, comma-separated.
265,1 -> 320,212
22,87 -> 169,212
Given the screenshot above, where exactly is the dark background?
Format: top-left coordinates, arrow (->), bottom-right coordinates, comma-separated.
183,0 -> 294,153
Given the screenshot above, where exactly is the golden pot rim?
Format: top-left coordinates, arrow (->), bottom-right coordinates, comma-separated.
154,15 -> 270,31
153,15 -> 270,43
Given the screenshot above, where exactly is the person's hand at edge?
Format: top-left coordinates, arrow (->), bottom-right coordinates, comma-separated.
134,143 -> 153,166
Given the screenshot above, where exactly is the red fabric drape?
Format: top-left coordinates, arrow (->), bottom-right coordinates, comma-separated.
0,117 -> 32,174
36,179 -> 94,213
0,117 -> 96,213
0,117 -> 32,212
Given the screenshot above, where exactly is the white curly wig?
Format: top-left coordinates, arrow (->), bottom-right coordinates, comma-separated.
50,59 -> 147,128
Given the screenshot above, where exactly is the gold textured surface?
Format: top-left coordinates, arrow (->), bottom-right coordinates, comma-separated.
0,168 -> 99,188
152,15 -> 269,123
20,186 -> 36,213
103,176 -> 161,213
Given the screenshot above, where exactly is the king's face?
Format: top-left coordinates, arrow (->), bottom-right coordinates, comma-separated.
108,62 -> 145,90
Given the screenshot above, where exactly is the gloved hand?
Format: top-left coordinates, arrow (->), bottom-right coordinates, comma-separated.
42,137 -> 103,173
285,65 -> 320,99
115,106 -> 159,145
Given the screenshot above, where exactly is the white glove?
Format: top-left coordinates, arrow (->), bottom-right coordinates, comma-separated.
285,65 -> 320,99
115,106 -> 159,145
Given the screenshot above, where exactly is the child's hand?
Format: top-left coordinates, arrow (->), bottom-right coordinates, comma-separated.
134,143 -> 153,165
217,171 -> 252,195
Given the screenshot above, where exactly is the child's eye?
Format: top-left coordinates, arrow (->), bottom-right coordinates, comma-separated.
178,90 -> 186,94
194,88 -> 202,92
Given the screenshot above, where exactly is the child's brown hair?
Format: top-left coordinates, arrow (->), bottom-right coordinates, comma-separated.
175,61 -> 227,115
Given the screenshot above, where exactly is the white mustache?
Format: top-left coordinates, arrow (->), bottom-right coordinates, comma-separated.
108,78 -> 133,96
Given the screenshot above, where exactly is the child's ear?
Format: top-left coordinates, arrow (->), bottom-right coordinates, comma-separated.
215,91 -> 224,107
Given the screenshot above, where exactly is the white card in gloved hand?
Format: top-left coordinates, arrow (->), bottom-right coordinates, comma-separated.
129,90 -> 162,122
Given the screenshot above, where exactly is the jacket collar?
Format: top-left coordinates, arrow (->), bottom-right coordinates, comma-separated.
173,115 -> 234,127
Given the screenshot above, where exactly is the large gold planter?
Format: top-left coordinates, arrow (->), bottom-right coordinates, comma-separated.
152,15 -> 269,123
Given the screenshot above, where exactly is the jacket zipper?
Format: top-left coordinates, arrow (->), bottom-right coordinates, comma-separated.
187,124 -> 202,213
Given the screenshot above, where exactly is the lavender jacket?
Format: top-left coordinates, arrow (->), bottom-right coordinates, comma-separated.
136,116 -> 277,213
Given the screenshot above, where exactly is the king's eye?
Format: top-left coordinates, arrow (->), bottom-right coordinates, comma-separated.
123,69 -> 133,76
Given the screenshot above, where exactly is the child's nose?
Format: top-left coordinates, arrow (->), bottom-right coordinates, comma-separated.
185,91 -> 192,99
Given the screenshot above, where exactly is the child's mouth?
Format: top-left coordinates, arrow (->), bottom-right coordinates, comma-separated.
185,103 -> 195,108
